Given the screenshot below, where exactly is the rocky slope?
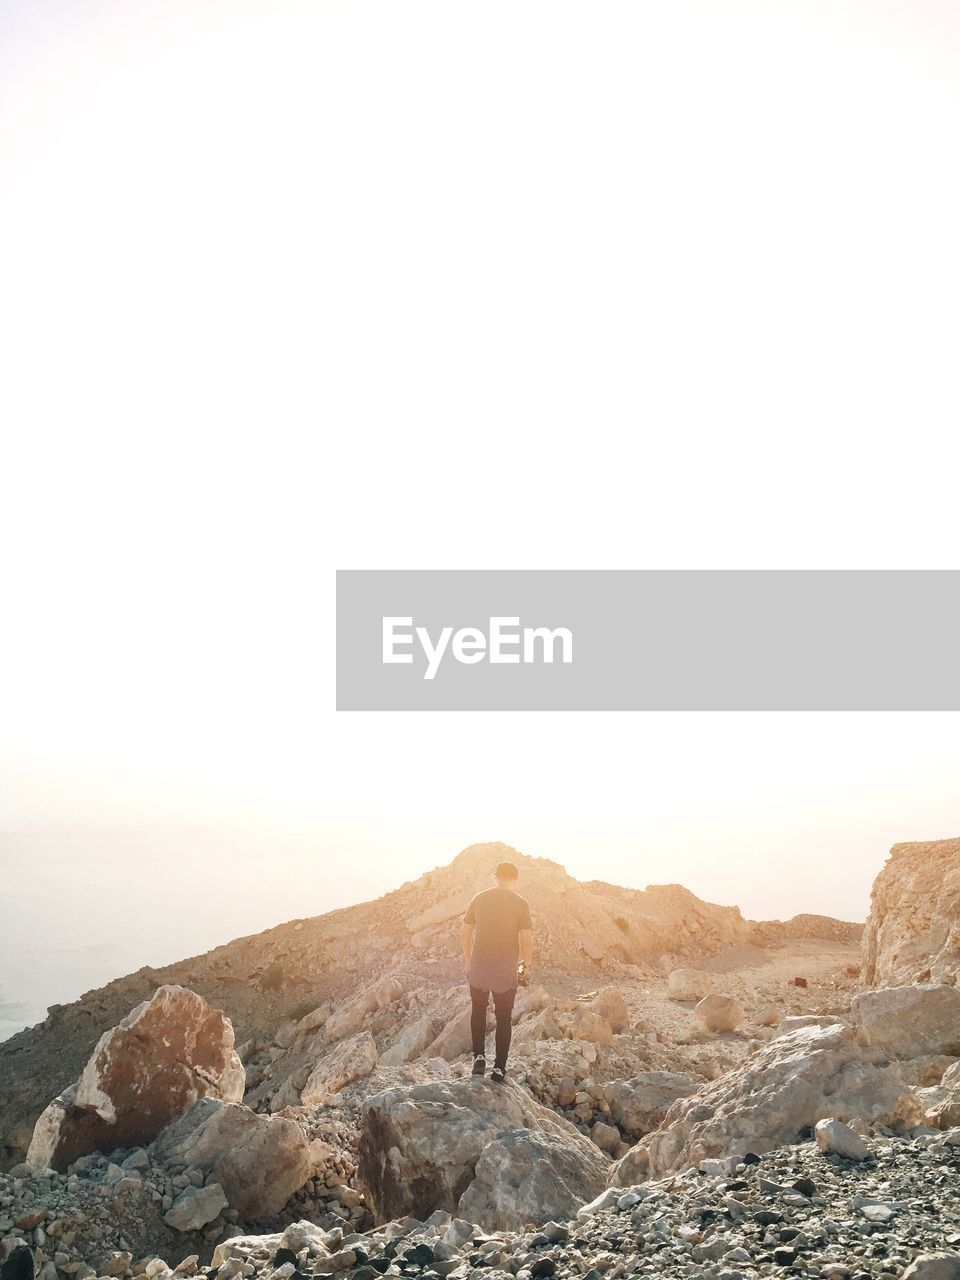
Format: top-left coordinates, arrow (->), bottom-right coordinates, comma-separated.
0,842 -> 861,1168
11,835 -> 960,1280
863,838 -> 960,987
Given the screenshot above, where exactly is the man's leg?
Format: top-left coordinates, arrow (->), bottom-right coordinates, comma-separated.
470,986 -> 489,1058
492,988 -> 517,1071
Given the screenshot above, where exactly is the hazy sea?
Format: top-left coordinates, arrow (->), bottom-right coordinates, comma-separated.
0,827 -> 360,1042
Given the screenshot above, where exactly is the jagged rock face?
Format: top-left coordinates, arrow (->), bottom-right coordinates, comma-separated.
26,986 -> 244,1172
610,1024 -> 922,1182
852,985 -> 960,1057
357,1077 -> 609,1230
152,1097 -> 314,1217
862,838 -> 960,986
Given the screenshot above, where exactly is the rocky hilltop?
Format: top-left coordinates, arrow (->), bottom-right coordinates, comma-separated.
0,842 -> 859,1167
863,837 -> 960,986
22,837 -> 960,1280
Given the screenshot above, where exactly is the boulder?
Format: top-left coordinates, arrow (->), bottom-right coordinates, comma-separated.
381,1016 -> 442,1067
852,985 -> 960,1057
152,1097 -> 314,1217
296,1005 -> 332,1036
589,988 -> 629,1032
590,1121 -> 622,1154
694,994 -> 745,1033
862,838 -> 960,986
458,1127 -> 608,1231
814,1117 -> 870,1160
567,1008 -> 614,1046
357,1077 -> 609,1230
601,1072 -> 698,1141
667,969 -> 711,1002
902,1257 -> 960,1280
426,1009 -> 478,1060
301,1031 -> 378,1104
164,1182 -> 229,1231
26,986 -> 245,1172
211,1235 -> 283,1269
517,1008 -> 562,1043
325,978 -> 404,1042
610,1024 -> 922,1182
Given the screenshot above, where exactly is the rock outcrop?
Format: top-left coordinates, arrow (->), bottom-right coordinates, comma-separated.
357,1077 -> 608,1230
611,1024 -> 922,1182
26,986 -> 244,1172
852,985 -> 960,1057
862,837 -> 960,986
151,1097 -> 314,1217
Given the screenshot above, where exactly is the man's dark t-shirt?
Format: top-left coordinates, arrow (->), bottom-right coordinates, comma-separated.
464,886 -> 532,992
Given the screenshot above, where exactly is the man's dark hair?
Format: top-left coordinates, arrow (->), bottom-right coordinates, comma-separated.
495,861 -> 519,881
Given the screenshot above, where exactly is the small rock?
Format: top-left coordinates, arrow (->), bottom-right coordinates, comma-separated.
815,1117 -> 870,1160
164,1183 -> 229,1232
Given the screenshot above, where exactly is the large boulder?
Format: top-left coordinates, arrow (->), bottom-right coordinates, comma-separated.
26,986 -> 245,1172
601,1072 -> 699,1141
852,985 -> 960,1057
459,1126 -> 608,1231
300,1031 -> 378,1104
610,1023 -> 922,1182
152,1097 -> 314,1217
862,837 -> 960,986
667,969 -> 712,1002
357,1077 -> 609,1230
589,988 -> 629,1032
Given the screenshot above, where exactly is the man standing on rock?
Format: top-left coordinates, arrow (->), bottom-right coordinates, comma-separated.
460,860 -> 534,1083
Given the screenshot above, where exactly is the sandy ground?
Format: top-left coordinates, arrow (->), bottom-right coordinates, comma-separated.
613,938 -> 862,1069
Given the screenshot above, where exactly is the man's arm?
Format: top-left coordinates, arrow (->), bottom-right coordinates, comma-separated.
519,928 -> 533,966
460,921 -> 475,969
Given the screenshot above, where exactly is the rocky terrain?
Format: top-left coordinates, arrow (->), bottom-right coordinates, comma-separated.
4,836 -> 960,1280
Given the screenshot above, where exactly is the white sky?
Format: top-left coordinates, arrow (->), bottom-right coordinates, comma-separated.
1,2 -> 959,1005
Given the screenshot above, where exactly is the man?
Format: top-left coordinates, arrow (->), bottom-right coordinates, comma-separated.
460,860 -> 534,1082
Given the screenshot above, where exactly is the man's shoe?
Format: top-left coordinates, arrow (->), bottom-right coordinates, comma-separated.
472,1055 -> 486,1076
490,1066 -> 505,1084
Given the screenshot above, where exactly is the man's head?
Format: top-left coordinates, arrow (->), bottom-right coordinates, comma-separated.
495,861 -> 519,886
